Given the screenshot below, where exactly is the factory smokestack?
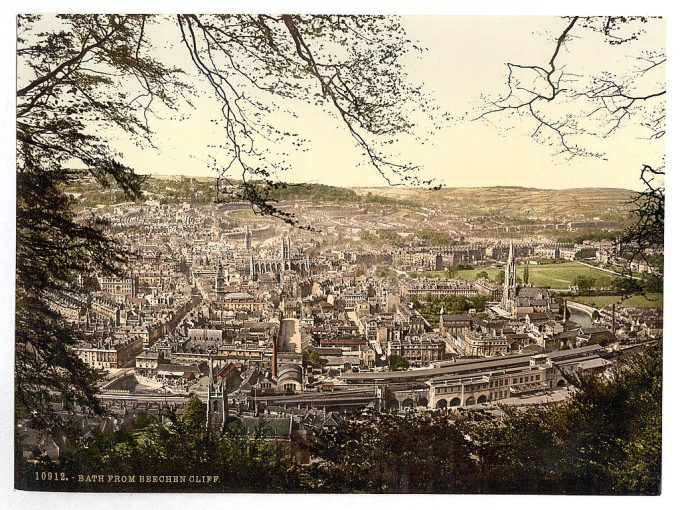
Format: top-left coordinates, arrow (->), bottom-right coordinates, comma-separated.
272,336 -> 278,379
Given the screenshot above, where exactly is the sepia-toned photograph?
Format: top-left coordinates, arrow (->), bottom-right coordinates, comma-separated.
11,5 -> 666,499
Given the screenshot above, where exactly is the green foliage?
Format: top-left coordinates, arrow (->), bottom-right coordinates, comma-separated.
310,410 -> 478,493
523,264 -> 530,284
16,170 -> 116,430
361,191 -> 419,208
269,183 -> 359,203
18,410 -> 304,492
571,293 -> 662,309
388,355 -> 409,371
642,274 -> 663,293
475,270 -> 489,279
360,230 -> 410,248
611,275 -> 642,294
573,274 -> 597,293
375,266 -> 398,280
494,269 -> 505,285
419,230 -> 457,246
311,345 -> 661,494
182,395 -> 207,432
412,294 -> 488,324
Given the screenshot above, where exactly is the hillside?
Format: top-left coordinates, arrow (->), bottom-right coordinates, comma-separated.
353,186 -> 635,224
66,175 -> 636,230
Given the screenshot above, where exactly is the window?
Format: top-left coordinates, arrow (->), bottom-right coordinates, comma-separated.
513,378 -> 517,384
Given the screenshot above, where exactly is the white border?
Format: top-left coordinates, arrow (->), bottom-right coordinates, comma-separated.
2,2 -> 678,510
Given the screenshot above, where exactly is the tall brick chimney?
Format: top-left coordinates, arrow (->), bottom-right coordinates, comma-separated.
611,304 -> 616,335
563,299 -> 568,323
271,336 -> 278,379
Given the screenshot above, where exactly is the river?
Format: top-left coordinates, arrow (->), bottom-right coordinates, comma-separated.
567,304 -> 593,328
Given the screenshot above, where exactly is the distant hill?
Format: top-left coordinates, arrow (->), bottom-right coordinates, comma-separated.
67,175 -> 636,227
352,185 -> 636,224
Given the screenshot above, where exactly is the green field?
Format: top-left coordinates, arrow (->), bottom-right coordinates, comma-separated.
410,262 -> 615,290
571,293 -> 663,309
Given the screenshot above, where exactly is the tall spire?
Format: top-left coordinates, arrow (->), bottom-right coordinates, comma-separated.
502,240 -> 517,314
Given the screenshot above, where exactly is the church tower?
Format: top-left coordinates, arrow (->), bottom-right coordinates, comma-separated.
502,241 -> 517,312
281,236 -> 291,270
206,355 -> 228,431
214,261 -> 225,294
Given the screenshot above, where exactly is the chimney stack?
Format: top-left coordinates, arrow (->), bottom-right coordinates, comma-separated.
563,299 -> 568,323
611,304 -> 616,335
272,336 -> 278,379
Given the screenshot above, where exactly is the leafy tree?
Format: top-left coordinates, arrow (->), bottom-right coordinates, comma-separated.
19,406 -> 306,492
494,269 -> 505,285
573,274 -> 597,293
619,166 -> 664,292
412,294 -> 488,324
642,273 -> 663,293
475,270 -> 489,279
376,266 -> 398,280
611,275 -> 641,294
523,264 -> 530,285
310,410 -> 478,493
182,395 -> 207,432
445,265 -> 458,279
388,355 -> 409,371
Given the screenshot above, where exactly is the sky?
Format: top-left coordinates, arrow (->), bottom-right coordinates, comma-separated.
87,15 -> 665,192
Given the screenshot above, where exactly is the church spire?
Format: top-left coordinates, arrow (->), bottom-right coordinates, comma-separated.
502,240 -> 517,314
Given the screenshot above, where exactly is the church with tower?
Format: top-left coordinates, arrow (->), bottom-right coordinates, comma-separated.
248,236 -> 311,280
501,241 -> 558,318
206,355 -> 229,431
501,242 -> 517,312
